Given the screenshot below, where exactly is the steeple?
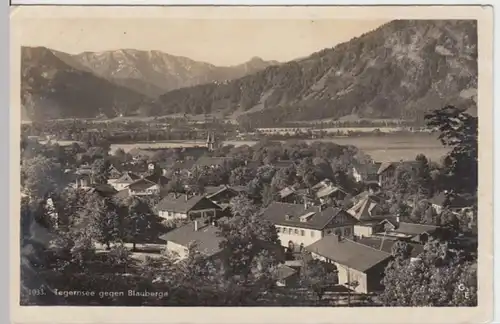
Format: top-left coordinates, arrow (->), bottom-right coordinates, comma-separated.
206,131 -> 216,151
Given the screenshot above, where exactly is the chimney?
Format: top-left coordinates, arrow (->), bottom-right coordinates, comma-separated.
194,220 -> 199,232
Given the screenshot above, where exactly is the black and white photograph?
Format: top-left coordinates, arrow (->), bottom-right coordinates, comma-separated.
12,5 -> 492,316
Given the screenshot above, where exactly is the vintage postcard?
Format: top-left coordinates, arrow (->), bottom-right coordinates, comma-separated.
10,5 -> 493,324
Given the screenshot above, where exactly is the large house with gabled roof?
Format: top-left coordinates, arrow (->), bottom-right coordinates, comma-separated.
262,202 -> 358,252
306,235 -> 392,294
156,193 -> 222,221
110,172 -> 141,191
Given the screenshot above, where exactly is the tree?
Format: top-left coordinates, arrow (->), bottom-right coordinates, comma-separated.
299,251 -> 337,303
229,194 -> 259,217
107,243 -> 133,273
218,201 -> 281,284
91,159 -> 110,185
296,157 -> 319,188
81,194 -> 121,249
380,239 -> 477,306
229,166 -> 256,186
414,154 -> 433,198
21,156 -> 63,200
425,106 -> 478,196
270,165 -> 296,190
117,196 -> 156,251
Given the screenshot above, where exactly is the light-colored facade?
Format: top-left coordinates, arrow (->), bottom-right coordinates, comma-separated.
129,183 -> 160,196
276,224 -> 354,249
165,241 -> 189,259
158,206 -> 217,221
311,252 -> 369,293
353,224 -> 375,237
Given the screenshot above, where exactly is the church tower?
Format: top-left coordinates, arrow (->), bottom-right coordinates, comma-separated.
206,131 -> 217,151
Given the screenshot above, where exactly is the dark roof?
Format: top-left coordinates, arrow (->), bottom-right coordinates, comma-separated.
306,235 -> 391,272
159,222 -> 224,257
128,178 -> 157,191
262,202 -> 358,230
114,172 -> 141,184
87,184 -> 118,197
114,189 -> 130,199
355,237 -> 424,258
274,264 -> 297,281
316,185 -> 347,199
156,193 -> 220,213
204,185 -> 234,196
377,161 -> 419,175
353,162 -> 380,176
144,174 -> 169,185
394,222 -> 439,236
428,192 -> 470,209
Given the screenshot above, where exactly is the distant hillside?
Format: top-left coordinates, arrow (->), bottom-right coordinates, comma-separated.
21,46 -> 155,121
156,20 -> 478,126
70,50 -> 279,97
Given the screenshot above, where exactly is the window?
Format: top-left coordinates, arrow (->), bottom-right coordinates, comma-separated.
344,227 -> 351,237
276,227 -> 281,233
311,231 -> 315,237
300,230 -> 305,236
335,229 -> 342,236
294,229 -> 299,235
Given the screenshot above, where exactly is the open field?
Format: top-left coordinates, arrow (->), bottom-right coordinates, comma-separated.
109,134 -> 448,163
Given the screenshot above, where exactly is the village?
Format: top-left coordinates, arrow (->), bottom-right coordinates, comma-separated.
20,105 -> 478,306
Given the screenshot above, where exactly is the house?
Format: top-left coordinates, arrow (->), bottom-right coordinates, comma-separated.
428,191 -> 470,215
311,178 -> 334,192
110,172 -> 141,191
262,202 -> 359,252
315,185 -> 348,203
204,185 -> 243,205
277,187 -> 300,204
156,193 -> 222,221
86,183 -> 118,198
127,178 -> 161,196
159,219 -> 285,264
159,220 -> 225,259
372,221 -> 441,245
274,264 -> 299,287
377,161 -> 419,187
351,162 -> 381,183
108,164 -> 123,180
306,235 -> 392,294
355,236 -> 424,260
167,159 -> 197,176
348,195 -> 395,237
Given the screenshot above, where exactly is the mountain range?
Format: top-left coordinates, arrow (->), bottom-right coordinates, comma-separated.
21,48 -> 278,120
21,19 -> 478,124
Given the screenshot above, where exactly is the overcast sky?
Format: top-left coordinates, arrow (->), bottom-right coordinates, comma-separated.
15,17 -> 388,66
